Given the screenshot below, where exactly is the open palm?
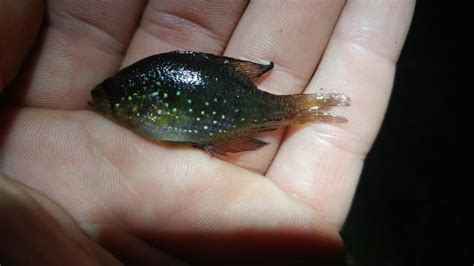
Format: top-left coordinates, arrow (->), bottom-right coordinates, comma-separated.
1,0 -> 415,264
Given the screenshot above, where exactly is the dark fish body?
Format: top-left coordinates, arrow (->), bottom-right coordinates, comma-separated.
91,51 -> 349,154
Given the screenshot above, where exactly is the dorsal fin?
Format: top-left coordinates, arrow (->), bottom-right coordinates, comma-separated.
169,51 -> 274,82
223,58 -> 274,82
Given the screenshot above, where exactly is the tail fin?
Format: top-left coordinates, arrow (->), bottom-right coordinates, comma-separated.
286,93 -> 351,110
274,93 -> 350,126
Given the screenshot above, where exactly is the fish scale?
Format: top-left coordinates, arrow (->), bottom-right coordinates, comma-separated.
90,51 -> 350,155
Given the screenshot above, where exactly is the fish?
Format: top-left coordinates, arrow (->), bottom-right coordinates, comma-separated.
90,51 -> 350,155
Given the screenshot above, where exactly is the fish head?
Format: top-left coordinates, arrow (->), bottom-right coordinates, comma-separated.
90,81 -> 112,116
90,76 -> 184,143
90,78 -> 129,121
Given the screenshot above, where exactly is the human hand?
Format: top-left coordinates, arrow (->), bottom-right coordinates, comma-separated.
0,0 -> 415,265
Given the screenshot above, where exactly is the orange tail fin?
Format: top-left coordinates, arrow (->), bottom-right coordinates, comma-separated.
286,93 -> 350,109
274,93 -> 350,126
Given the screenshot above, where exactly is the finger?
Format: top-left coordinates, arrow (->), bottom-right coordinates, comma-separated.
219,0 -> 346,173
267,0 -> 416,228
121,0 -> 248,67
5,0 -> 146,109
0,0 -> 43,92
0,175 -> 121,265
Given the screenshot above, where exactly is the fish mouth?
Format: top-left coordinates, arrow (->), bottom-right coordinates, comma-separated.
90,84 -> 112,114
91,84 -> 103,99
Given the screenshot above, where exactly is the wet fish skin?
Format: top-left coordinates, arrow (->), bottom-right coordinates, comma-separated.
90,51 -> 350,154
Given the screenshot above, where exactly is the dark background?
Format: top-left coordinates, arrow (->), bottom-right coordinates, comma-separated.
340,1 -> 465,266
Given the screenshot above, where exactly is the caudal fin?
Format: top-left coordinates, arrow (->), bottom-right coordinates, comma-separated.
287,93 -> 351,109
273,92 -> 350,126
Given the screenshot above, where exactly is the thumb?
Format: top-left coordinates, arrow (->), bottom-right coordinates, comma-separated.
0,175 -> 122,265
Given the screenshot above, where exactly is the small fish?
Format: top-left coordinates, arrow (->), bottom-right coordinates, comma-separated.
90,51 -> 350,155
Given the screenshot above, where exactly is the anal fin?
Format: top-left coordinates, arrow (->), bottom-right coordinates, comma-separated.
205,136 -> 269,155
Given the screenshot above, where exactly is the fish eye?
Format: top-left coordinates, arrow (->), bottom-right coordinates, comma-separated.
101,78 -> 123,101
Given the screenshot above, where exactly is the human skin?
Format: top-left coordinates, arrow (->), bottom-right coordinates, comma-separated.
0,0 -> 415,265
